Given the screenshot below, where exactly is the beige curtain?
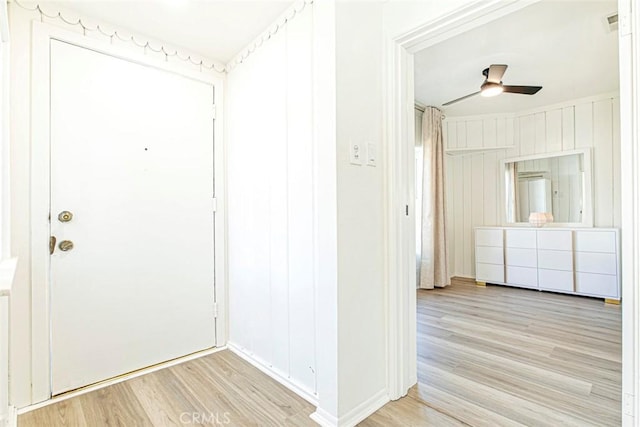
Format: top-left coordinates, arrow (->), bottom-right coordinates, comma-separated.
419,107 -> 449,289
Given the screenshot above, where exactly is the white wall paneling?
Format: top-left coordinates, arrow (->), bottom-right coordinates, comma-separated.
227,2 -> 319,402
229,2 -> 388,423
445,94 -> 620,278
546,109 -> 563,153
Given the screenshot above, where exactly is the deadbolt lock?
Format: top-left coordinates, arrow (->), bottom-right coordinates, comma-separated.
58,240 -> 74,252
58,211 -> 73,223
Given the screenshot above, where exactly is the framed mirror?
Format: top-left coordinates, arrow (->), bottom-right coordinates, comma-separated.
503,149 -> 593,227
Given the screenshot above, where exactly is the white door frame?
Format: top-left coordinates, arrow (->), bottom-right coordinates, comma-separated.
384,1 -> 639,424
30,22 -> 227,403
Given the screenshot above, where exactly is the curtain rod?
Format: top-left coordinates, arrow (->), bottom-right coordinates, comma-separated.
415,104 -> 446,119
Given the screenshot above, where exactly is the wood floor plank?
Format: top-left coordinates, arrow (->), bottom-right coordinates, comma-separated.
408,383 -> 527,427
18,396 -> 88,427
74,383 -> 153,427
418,334 -> 594,396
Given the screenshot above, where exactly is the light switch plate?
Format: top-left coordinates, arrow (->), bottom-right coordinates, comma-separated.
367,143 -> 376,167
350,142 -> 362,165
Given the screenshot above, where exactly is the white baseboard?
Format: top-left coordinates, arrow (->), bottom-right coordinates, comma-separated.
310,388 -> 388,427
18,346 -> 226,414
340,389 -> 389,427
310,408 -> 339,426
227,342 -> 318,406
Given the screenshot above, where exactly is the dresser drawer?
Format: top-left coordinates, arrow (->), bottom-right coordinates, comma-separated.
475,246 -> 503,265
476,229 -> 503,247
539,269 -> 574,292
476,263 -> 504,283
538,250 -> 573,271
575,252 -> 617,275
537,230 -> 572,251
575,231 -> 616,253
505,248 -> 537,268
575,272 -> 618,298
506,266 -> 538,288
505,229 -> 537,249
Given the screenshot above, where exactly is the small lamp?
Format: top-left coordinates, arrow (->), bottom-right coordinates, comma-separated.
529,212 -> 548,227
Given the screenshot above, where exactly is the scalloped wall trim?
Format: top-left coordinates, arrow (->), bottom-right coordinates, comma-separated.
12,0 -> 315,74
224,0 -> 314,72
12,0 -> 226,73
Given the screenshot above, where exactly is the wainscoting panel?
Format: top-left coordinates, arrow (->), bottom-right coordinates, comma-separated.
227,4 -> 317,397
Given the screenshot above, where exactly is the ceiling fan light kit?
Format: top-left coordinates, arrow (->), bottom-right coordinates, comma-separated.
480,81 -> 503,97
443,64 -> 543,106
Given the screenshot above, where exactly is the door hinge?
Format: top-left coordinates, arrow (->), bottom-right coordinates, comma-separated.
212,198 -> 217,212
211,104 -> 217,120
213,302 -> 218,318
405,205 -> 409,216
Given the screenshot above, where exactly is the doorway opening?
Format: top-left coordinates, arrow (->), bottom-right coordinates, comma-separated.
411,1 -> 622,424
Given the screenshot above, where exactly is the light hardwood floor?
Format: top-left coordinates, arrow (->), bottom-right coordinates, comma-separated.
19,351 -> 317,426
366,279 -> 621,427
19,279 -> 621,426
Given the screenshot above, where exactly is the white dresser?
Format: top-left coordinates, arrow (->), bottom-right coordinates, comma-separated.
474,227 -> 620,302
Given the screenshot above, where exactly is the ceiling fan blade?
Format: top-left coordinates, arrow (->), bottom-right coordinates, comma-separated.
502,85 -> 543,95
442,91 -> 481,106
487,64 -> 508,83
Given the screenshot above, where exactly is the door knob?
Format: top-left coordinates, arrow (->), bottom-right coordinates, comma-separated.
58,211 -> 73,222
58,240 -> 74,252
50,236 -> 57,255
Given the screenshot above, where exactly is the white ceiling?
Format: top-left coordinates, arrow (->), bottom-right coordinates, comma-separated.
414,0 -> 619,117
40,0 -> 295,63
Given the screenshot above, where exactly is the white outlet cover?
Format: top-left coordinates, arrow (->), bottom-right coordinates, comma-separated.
350,142 -> 362,165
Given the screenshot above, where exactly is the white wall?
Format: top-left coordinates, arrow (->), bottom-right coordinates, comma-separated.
335,1 -> 387,420
7,3 -> 225,407
226,2 -> 321,400
226,2 -> 343,419
444,94 -> 621,278
227,1 -> 388,423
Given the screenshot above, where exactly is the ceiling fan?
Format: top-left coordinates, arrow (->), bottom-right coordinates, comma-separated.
443,64 -> 542,106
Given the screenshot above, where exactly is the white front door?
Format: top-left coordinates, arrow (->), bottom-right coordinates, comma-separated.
49,40 -> 216,394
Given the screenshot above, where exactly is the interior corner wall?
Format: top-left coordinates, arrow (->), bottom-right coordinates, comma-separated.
226,1 -> 340,411
335,1 -> 387,421
7,3 -> 225,407
443,95 -> 621,279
